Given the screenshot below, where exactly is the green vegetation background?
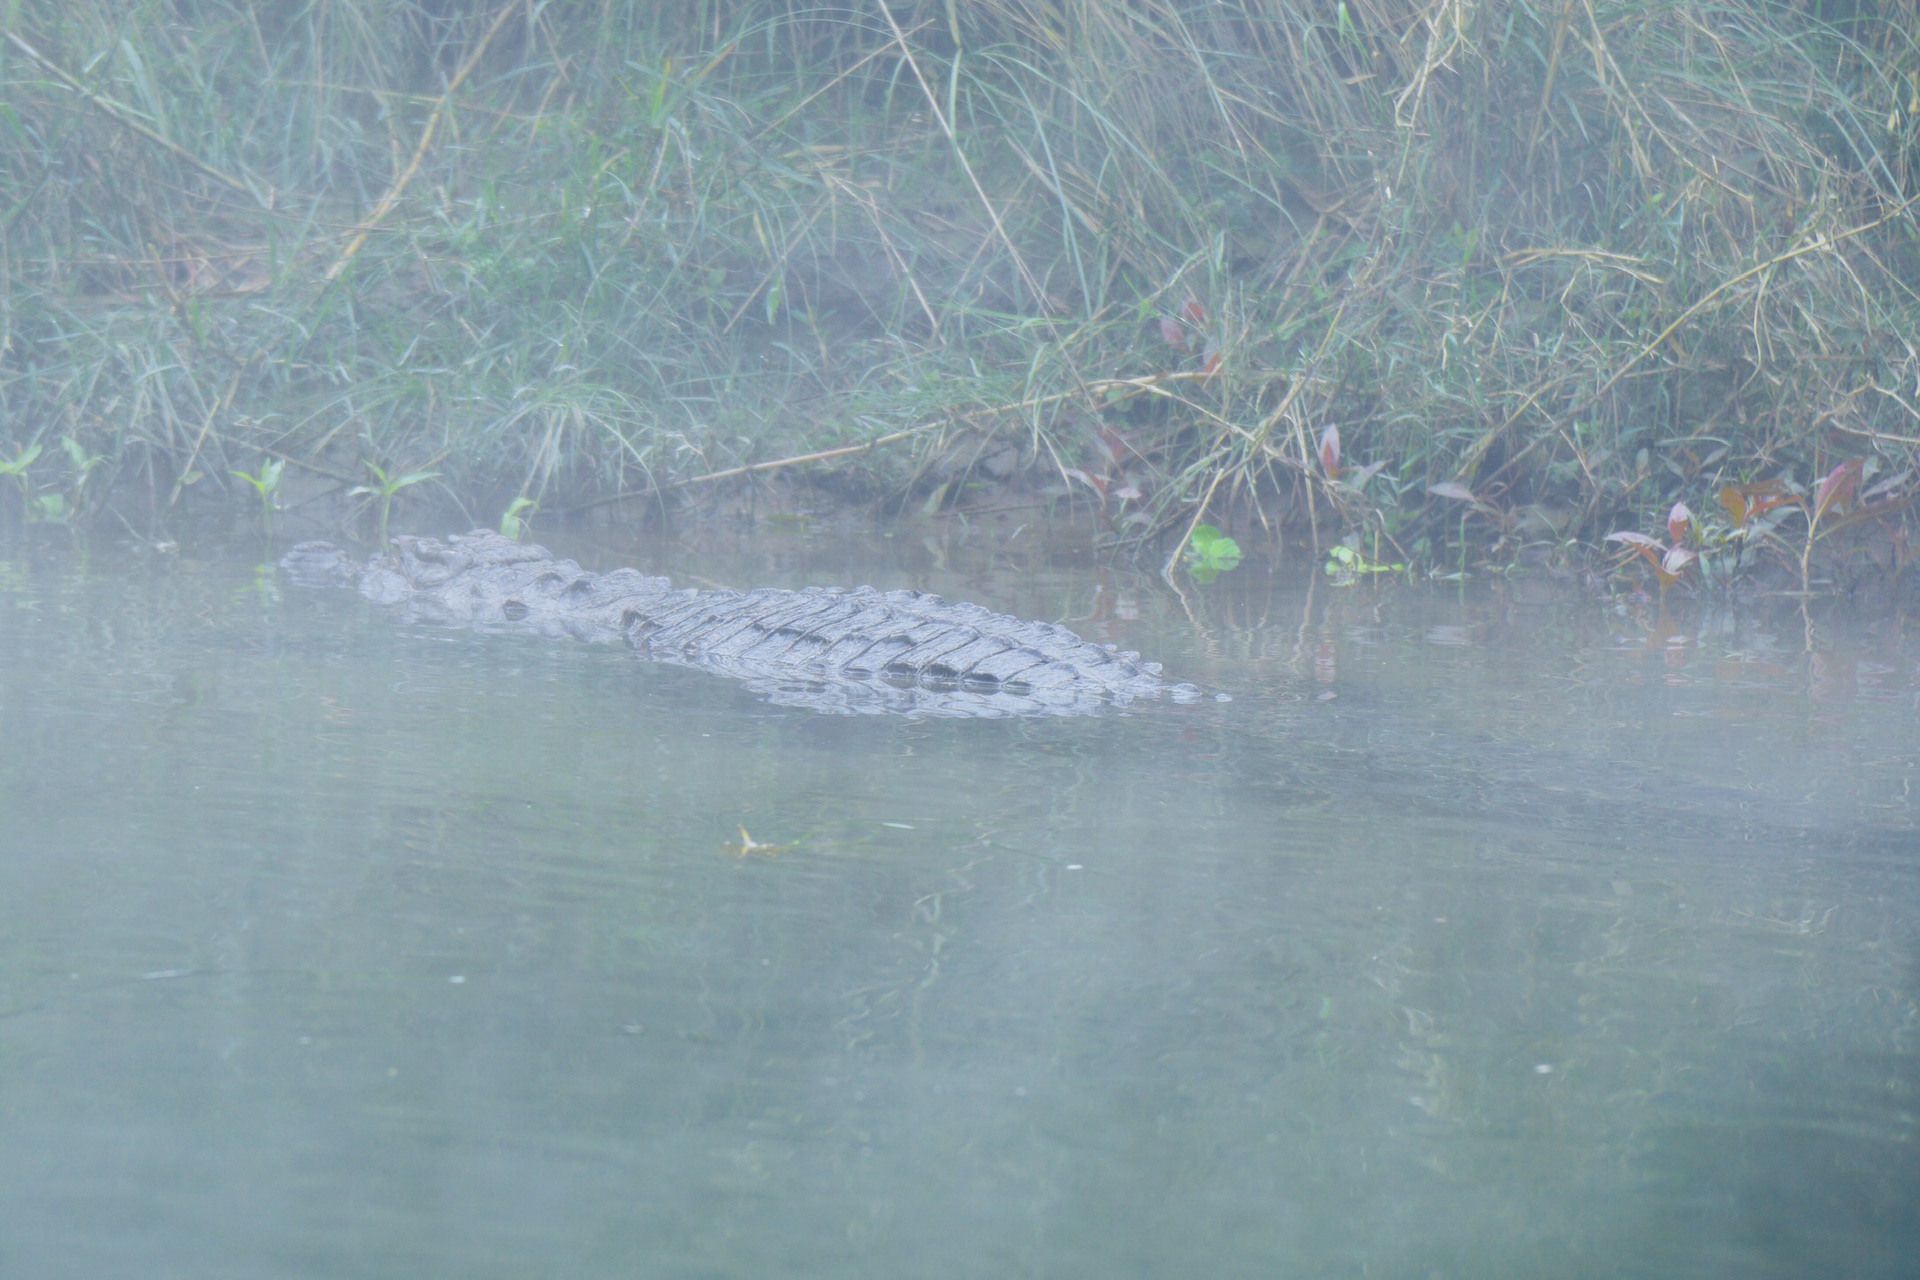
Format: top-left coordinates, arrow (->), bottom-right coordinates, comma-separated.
1,0 -> 1916,567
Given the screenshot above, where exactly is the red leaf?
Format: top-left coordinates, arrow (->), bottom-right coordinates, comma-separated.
1720,478 -> 1799,527
1606,531 -> 1666,570
1201,351 -> 1223,376
1182,296 -> 1208,326
1660,546 -> 1697,580
1813,459 -> 1863,523
1318,424 -> 1341,477
1158,316 -> 1187,351
1062,467 -> 1108,497
1605,531 -> 1662,548
1666,501 -> 1691,547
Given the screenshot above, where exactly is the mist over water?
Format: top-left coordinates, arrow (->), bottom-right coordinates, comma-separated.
2,531 -> 1915,1279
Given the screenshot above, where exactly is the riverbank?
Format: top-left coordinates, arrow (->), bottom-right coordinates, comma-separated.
2,0 -> 1916,587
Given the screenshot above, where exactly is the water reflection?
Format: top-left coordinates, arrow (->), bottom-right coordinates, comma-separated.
0,531 -> 1914,1278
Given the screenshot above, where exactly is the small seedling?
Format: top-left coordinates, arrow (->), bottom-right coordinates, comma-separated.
1183,523 -> 1242,584
499,496 -> 538,540
1324,539 -> 1404,585
0,443 -> 42,506
60,436 -> 104,494
232,458 -> 285,533
351,463 -> 441,546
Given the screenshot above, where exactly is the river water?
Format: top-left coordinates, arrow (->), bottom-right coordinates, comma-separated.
1,525 -> 1915,1279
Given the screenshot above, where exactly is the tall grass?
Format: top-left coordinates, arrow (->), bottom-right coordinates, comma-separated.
1,0 -> 1915,563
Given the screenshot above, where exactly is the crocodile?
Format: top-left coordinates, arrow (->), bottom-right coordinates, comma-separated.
281,530 -> 1209,717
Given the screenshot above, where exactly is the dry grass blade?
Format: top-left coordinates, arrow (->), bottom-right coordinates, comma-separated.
323,0 -> 524,282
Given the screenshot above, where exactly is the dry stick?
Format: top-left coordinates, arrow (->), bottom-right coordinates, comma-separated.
1452,376 -> 1563,484
1524,0 -> 1581,171
1152,307 -> 1340,579
871,1 -> 1049,307
554,422 -> 949,516
1161,466 -> 1227,582
156,0 -> 510,497
1460,190 -> 1920,485
322,0 -> 522,282
1832,422 -> 1920,447
1573,190 -> 1920,423
4,30 -> 271,206
834,172 -> 944,338
1580,0 -> 1654,184
558,371 -> 1226,516
1391,0 -> 1468,186
748,24 -> 927,144
1189,299 -> 1347,572
168,369 -> 244,505
721,199 -> 831,335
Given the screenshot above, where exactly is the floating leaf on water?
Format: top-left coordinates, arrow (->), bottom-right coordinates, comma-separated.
1187,523 -> 1242,559
1184,523 -> 1243,584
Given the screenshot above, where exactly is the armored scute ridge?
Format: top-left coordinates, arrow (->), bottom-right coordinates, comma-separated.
281,531 -> 1208,717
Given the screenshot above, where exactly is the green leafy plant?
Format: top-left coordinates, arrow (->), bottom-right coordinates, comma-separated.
1,0 -> 1916,564
60,436 -> 104,494
499,496 -> 538,540
231,458 -> 286,533
1,440 -> 99,523
0,443 -> 42,508
1324,539 -> 1404,586
1183,523 -> 1242,584
351,463 -> 440,546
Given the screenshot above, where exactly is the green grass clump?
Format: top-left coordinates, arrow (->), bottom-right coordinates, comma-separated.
0,1 -> 1915,573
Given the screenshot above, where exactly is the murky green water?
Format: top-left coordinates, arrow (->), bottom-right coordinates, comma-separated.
2,528 -> 1915,1279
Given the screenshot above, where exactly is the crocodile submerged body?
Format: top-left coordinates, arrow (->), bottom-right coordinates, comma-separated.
282,530 -> 1208,717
